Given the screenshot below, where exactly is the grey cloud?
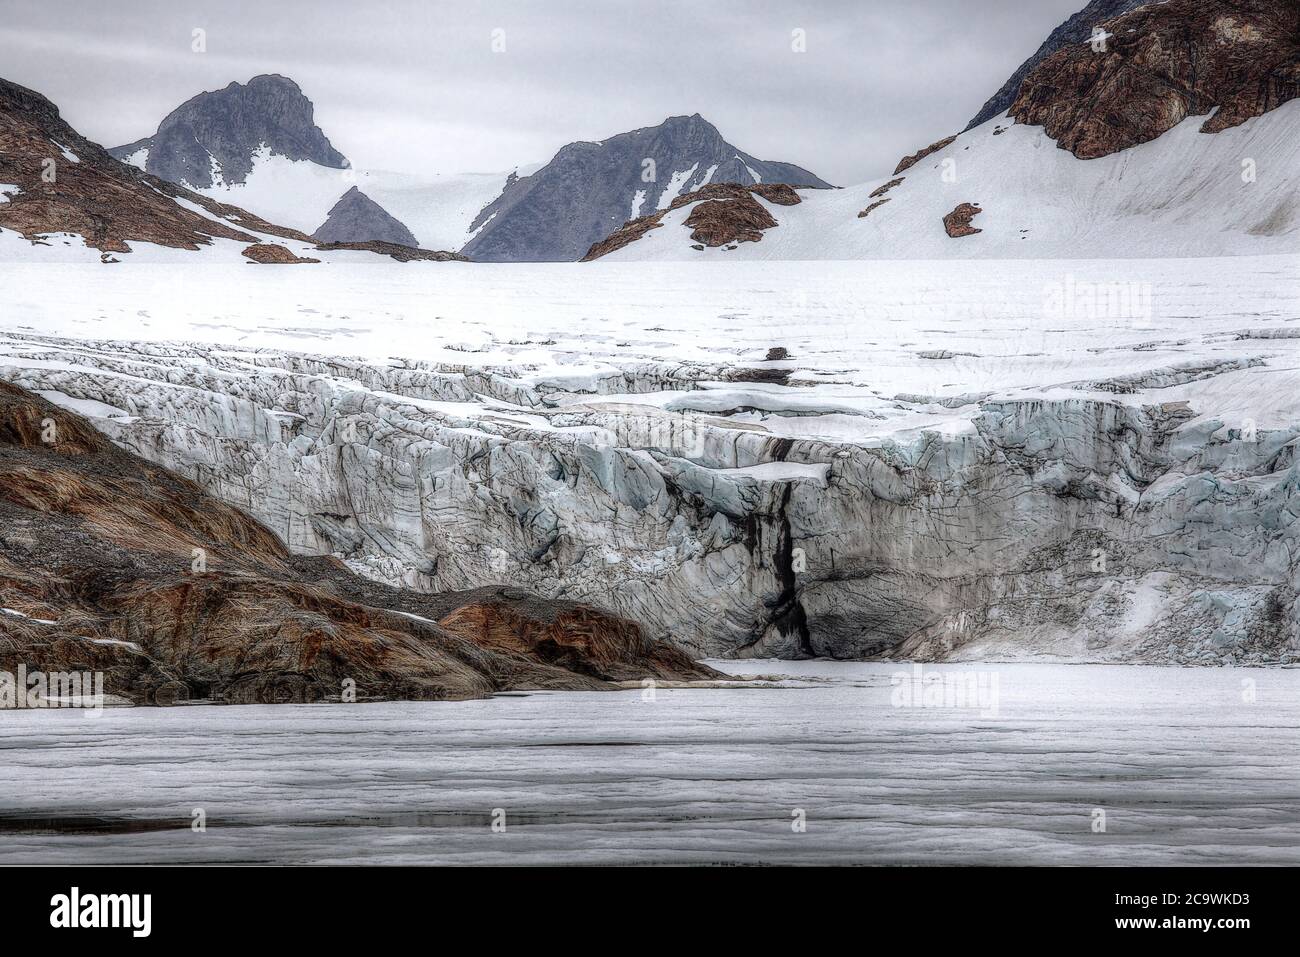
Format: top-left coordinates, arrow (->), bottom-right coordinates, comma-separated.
1,0 -> 1086,185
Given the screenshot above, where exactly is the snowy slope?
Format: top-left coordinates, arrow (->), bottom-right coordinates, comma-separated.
116,146 -> 526,252
601,102 -> 1300,261
116,144 -> 349,236
182,150 -> 348,236
353,166 -> 537,252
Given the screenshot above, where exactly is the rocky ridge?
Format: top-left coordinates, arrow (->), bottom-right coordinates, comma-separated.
464,114 -> 829,262
966,0 -> 1151,130
0,74 -> 469,263
583,183 -> 801,260
598,0 -> 1300,260
1010,0 -> 1300,159
0,77 -> 303,253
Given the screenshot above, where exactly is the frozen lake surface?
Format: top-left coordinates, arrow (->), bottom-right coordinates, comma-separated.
2,662 -> 1297,865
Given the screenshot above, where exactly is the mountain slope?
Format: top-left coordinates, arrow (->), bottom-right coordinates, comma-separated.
461,114 -> 831,262
597,0 -> 1300,261
0,76 -> 469,264
109,74 -> 351,235
312,186 -> 418,246
966,0 -> 1150,131
1009,0 -> 1300,158
0,75 -> 321,256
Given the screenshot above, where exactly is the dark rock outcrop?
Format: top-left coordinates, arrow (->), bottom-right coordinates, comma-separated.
966,0 -> 1151,130
312,240 -> 469,262
870,177 -> 905,199
893,135 -> 957,175
943,203 -> 984,237
682,193 -> 778,247
857,198 -> 891,218
859,177 -> 906,218
311,186 -> 419,247
0,382 -> 715,706
109,74 -> 348,188
464,113 -> 829,262
582,183 -> 800,260
1010,0 -> 1300,160
242,243 -> 319,264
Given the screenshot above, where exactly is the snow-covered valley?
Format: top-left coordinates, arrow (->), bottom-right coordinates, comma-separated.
117,145 -> 526,252
3,256 -> 1298,663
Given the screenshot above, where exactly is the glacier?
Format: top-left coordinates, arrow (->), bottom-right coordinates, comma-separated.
2,255 -> 1299,664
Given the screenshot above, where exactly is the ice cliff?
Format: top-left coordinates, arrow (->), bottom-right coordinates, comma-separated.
4,320 -> 1298,666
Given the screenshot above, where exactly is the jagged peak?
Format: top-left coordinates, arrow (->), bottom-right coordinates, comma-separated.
244,73 -> 304,91
115,73 -> 348,188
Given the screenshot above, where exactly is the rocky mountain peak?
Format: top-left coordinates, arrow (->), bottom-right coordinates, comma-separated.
966,0 -> 1151,130
0,76 -> 64,127
462,113 -> 831,261
311,186 -> 419,248
652,113 -> 728,152
1010,0 -> 1300,158
110,74 -> 348,189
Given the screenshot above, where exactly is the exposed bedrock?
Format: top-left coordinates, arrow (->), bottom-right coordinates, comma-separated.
4,336 -> 1299,665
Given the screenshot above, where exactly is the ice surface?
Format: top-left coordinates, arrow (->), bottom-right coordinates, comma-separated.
629,188 -> 647,219
1,663 -> 1295,865
2,255 -> 1297,439
35,389 -> 130,420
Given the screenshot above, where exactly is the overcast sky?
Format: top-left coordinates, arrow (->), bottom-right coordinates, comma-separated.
3,0 -> 1086,185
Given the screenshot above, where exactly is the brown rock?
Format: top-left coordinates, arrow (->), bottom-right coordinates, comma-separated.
582,182 -> 802,260
1010,0 -> 1300,159
312,240 -> 469,262
242,243 -> 320,264
893,136 -> 957,175
943,203 -> 984,238
683,193 -> 778,246
744,183 -> 804,207
858,198 -> 892,218
870,177 -> 905,199
437,599 -> 704,682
